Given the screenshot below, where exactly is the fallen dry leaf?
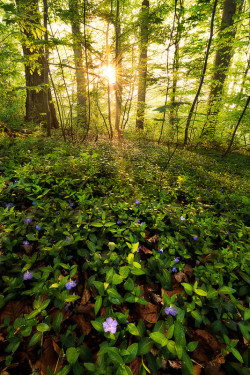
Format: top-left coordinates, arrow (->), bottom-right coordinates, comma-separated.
174,271 -> 188,283
184,264 -> 194,278
73,314 -> 92,335
135,303 -> 160,323
34,337 -> 61,375
195,329 -> 222,353
193,364 -> 202,375
168,359 -> 182,369
0,300 -> 32,324
139,245 -> 153,255
129,357 -> 142,375
162,287 -> 183,298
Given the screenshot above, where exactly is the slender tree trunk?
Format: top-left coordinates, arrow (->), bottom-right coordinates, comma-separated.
15,0 -> 58,129
204,0 -> 244,137
136,0 -> 149,130
223,95 -> 250,156
69,0 -> 87,129
43,0 -> 51,136
115,0 -> 122,138
184,0 -> 218,146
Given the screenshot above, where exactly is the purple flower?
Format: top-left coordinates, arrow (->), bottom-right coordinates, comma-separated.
193,236 -> 198,241
102,317 -> 118,334
226,232 -> 230,236
117,219 -> 123,225
4,203 -> 14,209
65,280 -> 77,290
65,236 -> 71,242
23,240 -> 30,246
135,200 -> 140,205
172,267 -> 178,273
136,246 -> 141,253
137,220 -> 144,225
14,180 -> 18,184
109,191 -> 112,196
174,257 -> 180,263
180,216 -> 186,221
165,306 -> 178,317
24,217 -> 33,225
158,248 -> 164,254
69,202 -> 75,208
23,271 -> 33,280
35,225 -> 41,230
32,201 -> 36,205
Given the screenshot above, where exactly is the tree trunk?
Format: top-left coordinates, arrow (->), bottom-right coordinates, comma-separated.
69,0 -> 87,129
204,0 -> 243,137
15,0 -> 58,129
136,0 -> 149,130
115,0 -> 122,138
184,0 -> 218,146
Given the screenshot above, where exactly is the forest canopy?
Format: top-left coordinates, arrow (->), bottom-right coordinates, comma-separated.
0,0 -> 249,149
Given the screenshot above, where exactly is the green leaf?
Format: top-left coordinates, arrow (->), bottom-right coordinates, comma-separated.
91,320 -> 103,332
36,323 -> 50,332
56,365 -> 71,375
123,343 -> 138,363
106,347 -> 123,365
66,347 -> 80,365
194,288 -> 207,297
187,341 -> 198,352
95,296 -> 102,315
84,363 -> 96,371
244,309 -> 250,321
127,323 -> 140,336
53,312 -> 63,332
28,332 -> 42,347
207,289 -> 218,299
112,273 -> 124,285
119,266 -> 130,278
138,338 -> 154,355
181,283 -> 193,296
218,286 -> 236,295
182,352 -> 194,375
64,295 -> 80,302
231,347 -> 243,363
149,332 -> 168,347
166,340 -> 176,355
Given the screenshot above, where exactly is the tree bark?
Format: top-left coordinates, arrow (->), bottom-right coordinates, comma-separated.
69,0 -> 87,129
204,0 -> 244,137
15,0 -> 58,129
223,95 -> 250,156
184,0 -> 218,146
136,0 -> 149,130
115,0 -> 122,138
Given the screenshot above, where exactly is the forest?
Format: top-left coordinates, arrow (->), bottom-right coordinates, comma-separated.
0,0 -> 249,374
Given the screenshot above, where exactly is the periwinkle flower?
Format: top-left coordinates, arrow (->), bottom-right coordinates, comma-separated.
158,248 -> 164,254
14,180 -> 18,184
109,191 -> 112,196
136,246 -> 141,253
180,216 -> 186,221
193,236 -> 198,240
23,240 -> 30,246
172,267 -> 178,273
174,257 -> 180,263
32,201 -> 36,205
226,232 -> 230,236
102,317 -> 118,334
165,306 -> 178,317
5,203 -> 14,209
69,202 -> 75,208
65,280 -> 77,290
135,200 -> 140,205
117,219 -> 123,225
24,217 -> 33,225
35,225 -> 41,230
23,271 -> 33,280
65,236 -> 71,242
137,220 -> 144,225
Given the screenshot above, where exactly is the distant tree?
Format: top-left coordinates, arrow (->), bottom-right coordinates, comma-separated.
69,0 -> 87,129
203,0 -> 244,138
15,0 -> 58,130
115,0 -> 122,138
136,0 -> 149,130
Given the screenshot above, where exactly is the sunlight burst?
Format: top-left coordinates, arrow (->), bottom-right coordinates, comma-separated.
102,65 -> 116,84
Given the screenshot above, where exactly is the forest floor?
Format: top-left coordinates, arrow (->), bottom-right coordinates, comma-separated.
0,135 -> 249,375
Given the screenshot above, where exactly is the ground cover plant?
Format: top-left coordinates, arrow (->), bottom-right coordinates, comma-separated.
0,136 -> 249,375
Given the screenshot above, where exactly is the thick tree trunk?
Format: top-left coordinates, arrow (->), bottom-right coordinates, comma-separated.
136,0 -> 149,130
204,0 -> 243,137
69,0 -> 87,129
115,0 -> 122,138
15,0 -> 58,129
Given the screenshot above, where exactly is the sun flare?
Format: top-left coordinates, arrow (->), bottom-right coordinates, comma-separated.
102,65 -> 116,84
